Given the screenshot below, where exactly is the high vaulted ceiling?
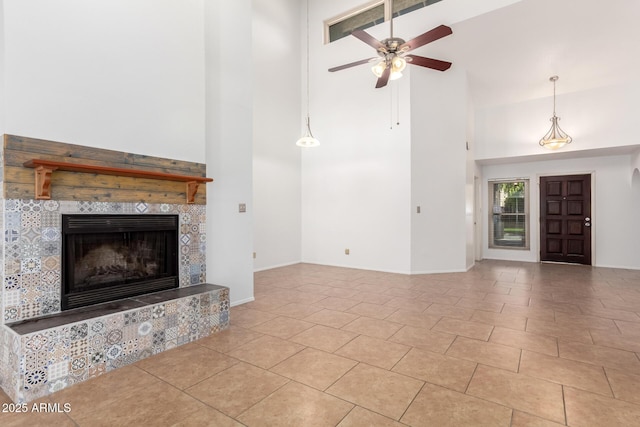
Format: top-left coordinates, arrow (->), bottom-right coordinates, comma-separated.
428,0 -> 640,107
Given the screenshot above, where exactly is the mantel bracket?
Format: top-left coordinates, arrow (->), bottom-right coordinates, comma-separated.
186,181 -> 200,205
34,165 -> 58,200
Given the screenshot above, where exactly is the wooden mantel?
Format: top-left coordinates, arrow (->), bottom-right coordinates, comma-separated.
23,159 -> 213,204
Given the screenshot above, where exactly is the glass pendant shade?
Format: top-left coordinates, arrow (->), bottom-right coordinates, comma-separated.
539,76 -> 572,150
371,60 -> 386,78
539,115 -> 572,150
296,117 -> 320,148
389,70 -> 403,81
391,56 -> 406,73
371,56 -> 406,80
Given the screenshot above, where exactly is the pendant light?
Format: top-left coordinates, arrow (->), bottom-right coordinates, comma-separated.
296,0 -> 320,148
539,75 -> 572,150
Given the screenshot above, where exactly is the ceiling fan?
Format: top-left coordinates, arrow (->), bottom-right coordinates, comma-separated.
328,2 -> 453,89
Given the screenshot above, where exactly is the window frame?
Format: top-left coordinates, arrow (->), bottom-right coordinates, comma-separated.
324,0 -> 444,44
324,0 -> 385,44
488,178 -> 530,250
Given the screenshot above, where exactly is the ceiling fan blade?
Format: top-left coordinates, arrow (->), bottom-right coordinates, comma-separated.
399,25 -> 452,52
375,66 -> 391,89
351,29 -> 386,51
329,58 -> 376,72
406,54 -> 452,71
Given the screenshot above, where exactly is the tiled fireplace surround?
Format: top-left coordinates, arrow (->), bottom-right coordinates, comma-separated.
0,145 -> 230,403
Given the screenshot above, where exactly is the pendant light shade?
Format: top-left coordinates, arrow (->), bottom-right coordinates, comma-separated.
539,76 -> 572,150
297,0 -> 319,148
296,117 -> 320,147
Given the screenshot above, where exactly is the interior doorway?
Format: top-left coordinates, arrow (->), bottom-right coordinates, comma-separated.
539,174 -> 592,265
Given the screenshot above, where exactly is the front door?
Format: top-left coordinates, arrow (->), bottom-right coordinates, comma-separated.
540,174 -> 592,265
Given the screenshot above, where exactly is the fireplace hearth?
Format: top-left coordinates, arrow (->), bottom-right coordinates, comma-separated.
61,214 -> 179,310
0,137 -> 225,404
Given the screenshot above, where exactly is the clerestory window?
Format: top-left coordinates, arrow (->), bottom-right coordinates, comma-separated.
325,0 -> 445,44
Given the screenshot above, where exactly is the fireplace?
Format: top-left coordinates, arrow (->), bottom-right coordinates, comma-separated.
61,214 -> 179,310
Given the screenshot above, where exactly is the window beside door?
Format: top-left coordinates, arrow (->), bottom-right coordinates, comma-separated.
489,179 -> 530,250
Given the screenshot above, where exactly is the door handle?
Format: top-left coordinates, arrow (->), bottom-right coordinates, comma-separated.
585,217 -> 591,227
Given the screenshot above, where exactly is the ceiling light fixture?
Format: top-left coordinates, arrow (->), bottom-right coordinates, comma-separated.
371,55 -> 406,81
369,0 -> 407,83
296,0 -> 320,148
539,75 -> 572,150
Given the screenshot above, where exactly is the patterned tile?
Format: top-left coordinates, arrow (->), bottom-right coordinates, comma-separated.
2,200 -> 208,322
0,195 -> 216,404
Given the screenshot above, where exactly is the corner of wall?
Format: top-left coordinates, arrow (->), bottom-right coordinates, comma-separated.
204,0 -> 254,306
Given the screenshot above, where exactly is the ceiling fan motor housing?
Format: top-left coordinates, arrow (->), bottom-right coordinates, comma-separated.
379,37 -> 406,54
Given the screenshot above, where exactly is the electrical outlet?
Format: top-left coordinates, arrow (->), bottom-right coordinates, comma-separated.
239,203 -> 246,213
345,248 -> 350,255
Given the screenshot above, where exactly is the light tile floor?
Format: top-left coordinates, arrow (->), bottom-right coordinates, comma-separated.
3,260 -> 640,426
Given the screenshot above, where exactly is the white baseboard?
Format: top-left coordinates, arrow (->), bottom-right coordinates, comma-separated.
253,261 -> 301,272
231,296 -> 255,307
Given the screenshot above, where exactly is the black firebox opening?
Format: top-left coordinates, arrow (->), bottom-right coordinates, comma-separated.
61,214 -> 179,310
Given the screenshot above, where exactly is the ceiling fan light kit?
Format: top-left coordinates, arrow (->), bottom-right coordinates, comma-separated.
539,75 -> 572,150
328,0 -> 453,89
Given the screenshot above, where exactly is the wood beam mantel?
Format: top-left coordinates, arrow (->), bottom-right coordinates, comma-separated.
23,159 -> 213,204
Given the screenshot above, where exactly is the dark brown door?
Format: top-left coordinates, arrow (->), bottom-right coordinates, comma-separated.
540,174 -> 592,265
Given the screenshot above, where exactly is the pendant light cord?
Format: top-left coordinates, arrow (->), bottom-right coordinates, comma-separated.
553,78 -> 557,116
296,0 -> 319,147
305,0 -> 310,122
550,75 -> 558,117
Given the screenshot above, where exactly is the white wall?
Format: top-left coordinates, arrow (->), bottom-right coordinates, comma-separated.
476,83 -> 640,161
410,67 -> 468,273
482,155 -> 640,269
205,0 -> 254,305
252,0 -> 302,271
3,0 -> 205,162
0,0 -> 5,136
633,149 -> 640,175
465,82 -> 476,268
633,170 -> 640,254
300,73 -> 413,273
302,0 -> 419,273
2,0 -> 255,305
475,70 -> 640,270
297,0 -> 520,274
299,1 -> 407,273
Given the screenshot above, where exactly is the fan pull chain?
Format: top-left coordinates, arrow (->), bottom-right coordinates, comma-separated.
389,84 -> 401,130
390,85 -> 393,129
396,83 -> 400,126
